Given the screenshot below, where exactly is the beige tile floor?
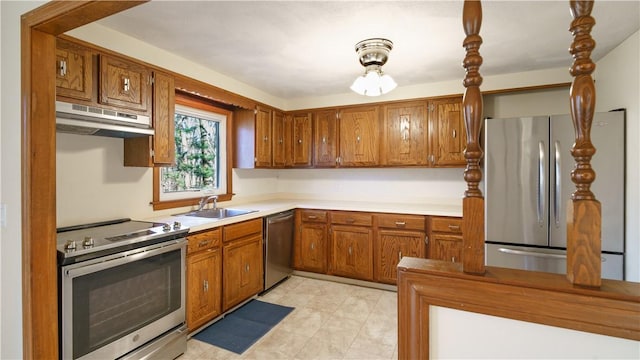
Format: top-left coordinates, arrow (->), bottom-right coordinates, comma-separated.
180,276 -> 398,360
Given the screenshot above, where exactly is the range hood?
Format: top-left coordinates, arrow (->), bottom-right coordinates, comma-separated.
56,101 -> 154,138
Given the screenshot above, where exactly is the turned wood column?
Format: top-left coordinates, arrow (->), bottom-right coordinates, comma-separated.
566,0 -> 601,287
461,0 -> 485,275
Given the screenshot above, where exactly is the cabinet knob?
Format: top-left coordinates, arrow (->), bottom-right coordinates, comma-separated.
310,243 -> 315,250
322,137 -> 327,144
263,136 -> 268,142
452,129 -> 457,138
348,246 -> 353,256
245,264 -> 250,273
298,139 -> 302,144
59,60 -> 67,77
451,257 -> 456,263
398,251 -> 403,261
356,135 -> 361,143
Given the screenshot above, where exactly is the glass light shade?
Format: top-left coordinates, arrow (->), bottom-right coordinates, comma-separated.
350,69 -> 396,97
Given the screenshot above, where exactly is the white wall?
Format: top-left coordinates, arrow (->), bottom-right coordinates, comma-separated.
1,2 -> 46,358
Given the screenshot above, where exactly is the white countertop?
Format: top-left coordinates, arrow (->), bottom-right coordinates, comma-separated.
148,197 -> 462,233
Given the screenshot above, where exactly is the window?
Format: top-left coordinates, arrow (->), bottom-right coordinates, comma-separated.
153,94 -> 233,210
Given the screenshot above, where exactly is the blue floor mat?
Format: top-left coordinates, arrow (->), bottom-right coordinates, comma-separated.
193,300 -> 294,354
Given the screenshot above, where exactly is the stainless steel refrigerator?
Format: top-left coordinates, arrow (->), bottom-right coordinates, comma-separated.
484,110 -> 625,280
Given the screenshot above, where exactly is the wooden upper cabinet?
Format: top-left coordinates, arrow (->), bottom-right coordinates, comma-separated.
381,101 -> 429,166
255,106 -> 273,167
56,38 -> 92,101
313,109 -> 338,167
150,71 -> 175,165
291,112 -> 313,167
124,71 -> 175,167
338,106 -> 380,167
272,111 -> 287,167
99,54 -> 152,114
428,97 -> 466,167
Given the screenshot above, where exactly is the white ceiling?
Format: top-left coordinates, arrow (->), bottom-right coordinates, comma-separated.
97,1 -> 639,100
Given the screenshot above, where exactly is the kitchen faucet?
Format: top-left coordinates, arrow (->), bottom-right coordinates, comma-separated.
197,195 -> 218,211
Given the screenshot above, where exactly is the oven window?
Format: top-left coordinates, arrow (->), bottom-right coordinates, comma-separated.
71,249 -> 181,358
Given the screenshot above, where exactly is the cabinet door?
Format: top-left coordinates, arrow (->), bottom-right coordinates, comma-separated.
255,107 -> 272,167
314,110 -> 338,167
56,38 -> 92,101
99,54 -> 151,113
376,229 -> 426,284
223,235 -> 264,311
339,106 -> 380,167
429,97 -> 466,167
330,225 -> 373,280
292,113 -> 313,167
187,248 -> 222,331
123,71 -> 175,167
430,233 -> 463,263
272,111 -> 287,167
294,222 -> 327,273
382,101 -> 429,166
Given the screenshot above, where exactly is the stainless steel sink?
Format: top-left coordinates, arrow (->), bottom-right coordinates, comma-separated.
176,208 -> 256,219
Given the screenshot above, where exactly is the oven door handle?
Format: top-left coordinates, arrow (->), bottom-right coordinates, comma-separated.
63,239 -> 186,278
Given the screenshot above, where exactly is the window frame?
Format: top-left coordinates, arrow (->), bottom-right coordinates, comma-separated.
152,93 -> 234,210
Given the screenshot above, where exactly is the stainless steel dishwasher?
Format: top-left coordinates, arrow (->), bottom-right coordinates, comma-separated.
264,210 -> 294,291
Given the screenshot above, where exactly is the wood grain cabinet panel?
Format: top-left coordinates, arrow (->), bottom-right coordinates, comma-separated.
375,213 -> 427,284
294,209 -> 328,273
186,228 -> 222,331
99,54 -> 151,114
338,106 -> 380,167
428,97 -> 467,167
222,235 -> 263,311
272,111 -> 287,167
222,219 -> 264,311
291,112 -> 313,167
186,247 -> 221,331
313,110 -> 339,167
55,38 -> 92,101
124,71 -> 175,167
381,101 -> 429,166
330,225 -> 374,281
429,216 -> 463,263
254,106 -> 273,168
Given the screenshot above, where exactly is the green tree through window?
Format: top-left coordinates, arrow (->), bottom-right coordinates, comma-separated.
160,106 -> 224,198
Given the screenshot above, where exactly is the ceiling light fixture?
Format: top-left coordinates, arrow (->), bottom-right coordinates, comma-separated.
350,38 -> 397,97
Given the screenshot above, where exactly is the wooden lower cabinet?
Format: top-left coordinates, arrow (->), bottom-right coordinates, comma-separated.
329,224 -> 374,281
222,218 -> 264,311
429,216 -> 463,263
186,228 -> 222,331
376,230 -> 426,284
294,210 -> 328,273
186,248 -> 222,331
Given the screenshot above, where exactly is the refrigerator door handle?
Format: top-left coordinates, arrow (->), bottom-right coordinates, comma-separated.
537,141 -> 546,226
554,140 -> 561,228
498,247 -> 566,259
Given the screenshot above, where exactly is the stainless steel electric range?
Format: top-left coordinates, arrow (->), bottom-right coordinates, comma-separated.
57,218 -> 189,360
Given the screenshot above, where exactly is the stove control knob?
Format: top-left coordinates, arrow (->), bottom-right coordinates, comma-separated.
83,236 -> 94,248
64,240 -> 77,251
162,223 -> 172,231
173,221 -> 181,229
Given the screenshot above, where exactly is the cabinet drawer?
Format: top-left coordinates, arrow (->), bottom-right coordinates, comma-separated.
187,228 -> 221,254
223,218 -> 263,243
431,217 -> 463,234
300,209 -> 328,223
376,214 -> 426,231
330,211 -> 373,226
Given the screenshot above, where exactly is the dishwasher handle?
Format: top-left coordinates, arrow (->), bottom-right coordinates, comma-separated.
267,212 -> 294,225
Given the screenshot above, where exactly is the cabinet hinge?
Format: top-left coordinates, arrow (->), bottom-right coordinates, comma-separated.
150,149 -> 155,159
424,235 -> 429,245
428,103 -> 435,112
150,75 -> 154,85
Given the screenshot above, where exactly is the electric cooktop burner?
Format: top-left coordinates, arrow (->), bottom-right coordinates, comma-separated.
56,218 -> 189,265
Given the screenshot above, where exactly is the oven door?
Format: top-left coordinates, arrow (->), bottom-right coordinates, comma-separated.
61,239 -> 186,360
